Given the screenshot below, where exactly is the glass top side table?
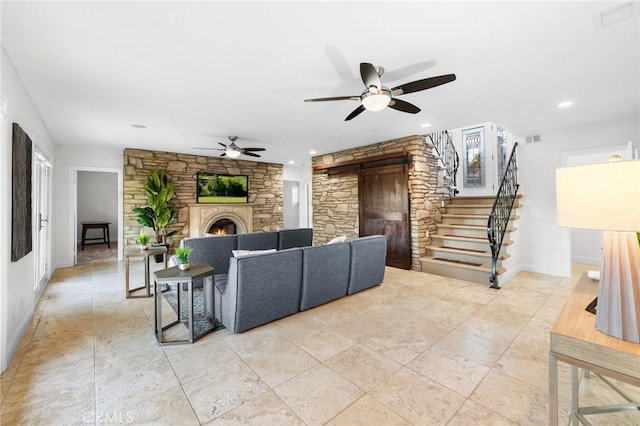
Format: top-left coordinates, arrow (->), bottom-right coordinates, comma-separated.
124,246 -> 167,298
153,263 -> 215,345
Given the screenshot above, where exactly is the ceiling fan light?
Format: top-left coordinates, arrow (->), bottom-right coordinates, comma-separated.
362,92 -> 391,111
226,149 -> 241,158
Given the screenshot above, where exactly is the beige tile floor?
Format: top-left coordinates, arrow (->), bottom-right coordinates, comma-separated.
2,261 -> 639,425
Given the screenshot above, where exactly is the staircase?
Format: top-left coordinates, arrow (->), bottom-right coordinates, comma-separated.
420,194 -> 522,285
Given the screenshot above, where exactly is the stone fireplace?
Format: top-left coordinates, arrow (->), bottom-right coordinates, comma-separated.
188,205 -> 253,237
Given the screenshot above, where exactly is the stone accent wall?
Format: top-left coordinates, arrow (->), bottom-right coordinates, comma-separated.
312,135 -> 450,271
123,148 -> 283,251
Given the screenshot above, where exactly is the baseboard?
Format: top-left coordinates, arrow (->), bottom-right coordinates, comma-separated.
54,260 -> 74,269
521,263 -> 569,278
2,308 -> 33,373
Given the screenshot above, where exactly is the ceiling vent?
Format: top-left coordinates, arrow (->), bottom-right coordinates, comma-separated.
600,2 -> 634,27
525,134 -> 542,144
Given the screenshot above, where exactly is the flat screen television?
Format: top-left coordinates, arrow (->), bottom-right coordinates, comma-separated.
197,173 -> 249,204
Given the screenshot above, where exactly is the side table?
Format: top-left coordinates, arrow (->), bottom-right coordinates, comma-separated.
81,221 -> 111,250
549,273 -> 640,425
124,246 -> 167,298
153,264 -> 215,345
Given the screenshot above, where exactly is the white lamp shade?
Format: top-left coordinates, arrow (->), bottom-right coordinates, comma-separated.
361,93 -> 391,111
226,149 -> 241,158
556,159 -> 640,232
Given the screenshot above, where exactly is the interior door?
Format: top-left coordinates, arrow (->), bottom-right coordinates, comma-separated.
359,163 -> 411,269
34,149 -> 52,289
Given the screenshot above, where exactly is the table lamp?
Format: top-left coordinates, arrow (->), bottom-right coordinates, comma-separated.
556,158 -> 640,343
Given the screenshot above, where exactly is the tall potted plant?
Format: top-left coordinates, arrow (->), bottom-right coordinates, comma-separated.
132,170 -> 177,260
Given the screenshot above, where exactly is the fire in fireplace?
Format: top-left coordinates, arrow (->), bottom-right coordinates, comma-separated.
208,218 -> 237,235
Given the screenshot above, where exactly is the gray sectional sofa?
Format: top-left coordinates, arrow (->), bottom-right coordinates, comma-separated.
179,229 -> 387,333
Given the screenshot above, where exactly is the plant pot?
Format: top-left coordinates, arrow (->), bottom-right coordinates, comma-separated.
140,245 -> 149,251
179,262 -> 190,271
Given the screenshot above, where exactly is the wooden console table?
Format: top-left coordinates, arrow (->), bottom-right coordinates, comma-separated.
549,273 -> 640,425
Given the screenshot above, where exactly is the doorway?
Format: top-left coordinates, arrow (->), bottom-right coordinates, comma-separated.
69,166 -> 124,265
359,164 -> 411,269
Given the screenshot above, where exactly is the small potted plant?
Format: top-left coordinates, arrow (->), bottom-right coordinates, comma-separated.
137,233 -> 150,250
175,246 -> 193,271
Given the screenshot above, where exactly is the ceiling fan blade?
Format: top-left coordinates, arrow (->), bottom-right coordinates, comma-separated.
218,142 -> 228,148
220,152 -> 227,157
388,98 -> 421,114
360,62 -> 381,89
242,151 -> 261,158
391,74 -> 457,96
193,147 -> 224,151
345,105 -> 366,121
304,95 -> 360,102
242,147 -> 266,152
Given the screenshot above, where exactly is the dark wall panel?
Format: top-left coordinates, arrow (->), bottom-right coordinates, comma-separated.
11,123 -> 33,262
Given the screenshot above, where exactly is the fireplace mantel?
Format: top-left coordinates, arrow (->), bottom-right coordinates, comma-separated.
188,204 -> 252,237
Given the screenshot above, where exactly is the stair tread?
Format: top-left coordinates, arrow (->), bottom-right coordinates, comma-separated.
426,245 -> 510,260
437,223 -> 517,232
430,234 -> 514,245
442,213 -> 520,220
451,194 -> 523,200
420,256 -> 506,274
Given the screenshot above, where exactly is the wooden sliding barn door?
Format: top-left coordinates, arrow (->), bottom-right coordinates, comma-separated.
359,163 -> 411,269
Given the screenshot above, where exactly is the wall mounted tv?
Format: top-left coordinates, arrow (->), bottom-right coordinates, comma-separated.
197,173 -> 249,204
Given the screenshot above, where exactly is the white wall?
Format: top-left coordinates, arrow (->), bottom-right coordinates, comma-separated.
53,146 -> 122,268
77,171 -> 119,243
1,48 -> 56,372
517,115 -> 639,277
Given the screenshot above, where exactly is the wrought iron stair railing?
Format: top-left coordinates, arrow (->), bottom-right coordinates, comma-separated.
428,130 -> 459,195
487,142 -> 519,288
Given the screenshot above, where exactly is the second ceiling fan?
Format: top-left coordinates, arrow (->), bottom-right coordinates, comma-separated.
194,136 -> 265,158
304,62 -> 456,121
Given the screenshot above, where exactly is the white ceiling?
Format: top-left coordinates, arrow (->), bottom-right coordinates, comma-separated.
2,1 -> 638,167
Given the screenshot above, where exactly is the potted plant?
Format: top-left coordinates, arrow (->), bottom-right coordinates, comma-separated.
132,170 -> 178,261
137,233 -> 150,250
175,246 -> 193,270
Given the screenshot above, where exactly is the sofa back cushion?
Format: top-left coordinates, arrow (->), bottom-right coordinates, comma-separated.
347,235 -> 387,295
237,231 -> 279,251
222,248 -> 303,333
300,242 -> 351,311
181,234 -> 237,275
278,228 -> 313,250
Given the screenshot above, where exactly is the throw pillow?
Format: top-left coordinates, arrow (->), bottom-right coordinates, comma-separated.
327,236 -> 347,245
232,248 -> 277,257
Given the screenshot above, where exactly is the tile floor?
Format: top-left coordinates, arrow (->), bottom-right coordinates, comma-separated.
1,261 -> 639,425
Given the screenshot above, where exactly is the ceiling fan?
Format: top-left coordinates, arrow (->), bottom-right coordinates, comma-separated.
194,136 -> 266,158
304,62 -> 456,121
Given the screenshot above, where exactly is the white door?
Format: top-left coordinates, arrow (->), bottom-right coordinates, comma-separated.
34,149 -> 52,290
455,122 -> 513,196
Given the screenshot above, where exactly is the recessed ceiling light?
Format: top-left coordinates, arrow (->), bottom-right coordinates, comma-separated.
556,101 -> 574,108
288,160 -> 295,164
309,150 -> 317,155
420,123 -> 432,128
131,124 -> 146,129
